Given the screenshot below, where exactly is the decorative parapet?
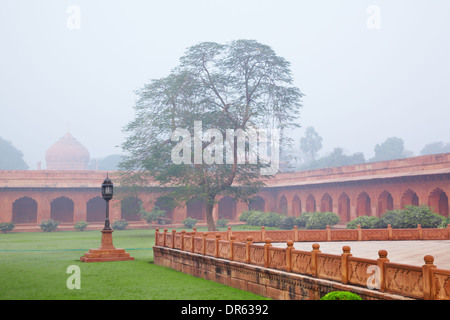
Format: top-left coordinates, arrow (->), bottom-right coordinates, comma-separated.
154,225 -> 450,300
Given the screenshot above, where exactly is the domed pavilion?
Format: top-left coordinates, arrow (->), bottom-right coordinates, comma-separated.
45,132 -> 90,170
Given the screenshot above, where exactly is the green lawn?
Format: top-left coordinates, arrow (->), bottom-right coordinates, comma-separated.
0,228 -> 267,300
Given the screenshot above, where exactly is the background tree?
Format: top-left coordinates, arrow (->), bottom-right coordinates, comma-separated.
370,137 -> 410,162
301,147 -> 365,170
420,141 -> 450,155
120,40 -> 303,231
0,137 -> 28,170
299,127 -> 322,164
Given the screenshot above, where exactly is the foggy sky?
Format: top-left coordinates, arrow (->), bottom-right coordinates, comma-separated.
1,0 -> 449,169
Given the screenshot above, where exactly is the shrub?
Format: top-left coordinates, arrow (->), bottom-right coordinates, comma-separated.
294,212 -> 314,229
305,212 -> 340,230
39,219 -> 60,232
74,220 -> 88,231
182,217 -> 198,229
112,219 -> 129,230
246,211 -> 266,226
0,222 -> 15,233
260,212 -> 282,228
216,218 -> 228,228
140,206 -> 167,223
278,216 -> 296,230
320,291 -> 362,300
239,210 -> 259,222
379,205 -> 446,229
346,216 -> 381,229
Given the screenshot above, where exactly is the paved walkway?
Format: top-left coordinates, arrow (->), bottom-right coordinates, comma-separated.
270,240 -> 450,270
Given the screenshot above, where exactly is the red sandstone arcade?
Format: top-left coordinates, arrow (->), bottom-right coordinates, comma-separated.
0,132 -> 449,231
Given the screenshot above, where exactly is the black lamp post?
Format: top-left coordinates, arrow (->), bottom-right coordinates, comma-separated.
101,175 -> 113,231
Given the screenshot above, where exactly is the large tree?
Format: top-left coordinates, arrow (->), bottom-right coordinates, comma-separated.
120,40 -> 303,230
299,126 -> 322,163
0,137 -> 28,170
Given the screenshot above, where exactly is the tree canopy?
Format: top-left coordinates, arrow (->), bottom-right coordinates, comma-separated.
120,40 -> 303,230
0,137 -> 28,170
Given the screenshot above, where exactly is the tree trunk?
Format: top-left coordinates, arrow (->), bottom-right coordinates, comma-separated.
205,194 -> 218,231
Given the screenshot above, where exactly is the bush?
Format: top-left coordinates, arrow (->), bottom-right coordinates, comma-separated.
112,219 -> 129,230
182,217 -> 198,229
74,220 -> 88,231
216,218 -> 228,228
320,291 -> 362,300
305,212 -> 340,230
260,212 -> 282,228
39,219 -> 60,232
140,205 -> 166,223
239,211 -> 256,222
379,205 -> 446,229
294,212 -> 314,229
0,222 -> 15,233
278,216 -> 296,230
246,211 -> 266,226
346,216 -> 381,229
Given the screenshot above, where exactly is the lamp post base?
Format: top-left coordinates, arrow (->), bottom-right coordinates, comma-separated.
80,229 -> 134,263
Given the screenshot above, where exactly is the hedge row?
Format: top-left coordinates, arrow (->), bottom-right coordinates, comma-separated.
346,205 -> 447,229
239,210 -> 340,230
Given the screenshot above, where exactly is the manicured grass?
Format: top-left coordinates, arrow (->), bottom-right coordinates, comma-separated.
0,228 -> 267,300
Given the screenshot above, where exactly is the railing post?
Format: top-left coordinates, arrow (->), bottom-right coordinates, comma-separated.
326,225 -> 331,241
202,233 -> 207,255
229,235 -> 236,261
417,224 -> 423,240
215,233 -> 221,258
228,226 -> 232,240
387,224 -> 393,240
155,228 -> 159,246
261,226 -> 266,241
286,240 -> 294,272
171,229 -> 176,249
246,236 -> 253,263
193,227 -> 197,236
357,225 -> 362,241
181,230 -> 186,251
311,243 -> 321,277
377,250 -> 389,292
341,246 -> 352,284
447,224 -> 450,239
264,238 -> 272,268
163,229 -> 168,247
294,226 -> 298,242
422,255 -> 436,300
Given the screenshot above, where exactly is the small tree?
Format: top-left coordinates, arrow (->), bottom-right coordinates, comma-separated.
0,222 -> 15,233
182,217 -> 198,229
40,219 -> 59,232
112,219 -> 129,230
74,221 -> 88,231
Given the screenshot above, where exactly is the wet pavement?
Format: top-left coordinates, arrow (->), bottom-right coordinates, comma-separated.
269,240 -> 450,270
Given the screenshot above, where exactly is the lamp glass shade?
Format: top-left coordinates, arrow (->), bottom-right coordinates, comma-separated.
101,177 -> 113,199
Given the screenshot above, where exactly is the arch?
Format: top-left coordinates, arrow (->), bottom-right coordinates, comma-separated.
377,190 -> 393,217
121,197 -> 142,221
12,197 -> 37,223
51,196 -> 74,222
218,196 -> 237,220
356,192 -> 371,217
292,195 -> 301,217
428,188 -> 449,216
186,199 -> 205,220
249,196 -> 265,212
86,196 -> 106,222
338,193 -> 350,222
278,195 -> 288,215
320,193 -> 333,212
306,194 -> 316,212
401,189 -> 419,208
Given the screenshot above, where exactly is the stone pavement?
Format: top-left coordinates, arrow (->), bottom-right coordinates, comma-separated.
270,240 -> 450,270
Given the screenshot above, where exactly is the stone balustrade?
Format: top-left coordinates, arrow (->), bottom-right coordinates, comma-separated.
154,225 -> 450,300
